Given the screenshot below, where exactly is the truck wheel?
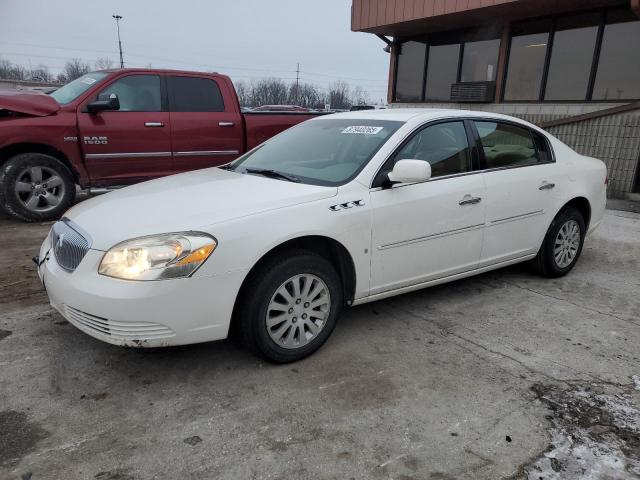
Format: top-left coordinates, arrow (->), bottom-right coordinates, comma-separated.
0,153 -> 76,222
532,206 -> 585,278
237,250 -> 343,363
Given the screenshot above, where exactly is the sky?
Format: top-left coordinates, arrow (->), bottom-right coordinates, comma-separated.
0,0 -> 390,103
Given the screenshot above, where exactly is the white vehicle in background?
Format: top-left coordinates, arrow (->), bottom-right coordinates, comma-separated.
37,109 -> 607,363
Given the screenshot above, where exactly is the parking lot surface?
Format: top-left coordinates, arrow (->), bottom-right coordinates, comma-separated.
1,207 -> 639,480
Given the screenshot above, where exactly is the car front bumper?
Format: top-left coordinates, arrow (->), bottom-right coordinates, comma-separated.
37,233 -> 245,348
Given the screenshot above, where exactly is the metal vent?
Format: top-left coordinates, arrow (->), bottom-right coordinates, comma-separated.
51,220 -> 90,272
450,81 -> 496,103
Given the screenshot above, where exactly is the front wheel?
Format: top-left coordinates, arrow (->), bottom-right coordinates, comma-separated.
0,153 -> 76,222
237,250 -> 343,363
532,206 -> 586,277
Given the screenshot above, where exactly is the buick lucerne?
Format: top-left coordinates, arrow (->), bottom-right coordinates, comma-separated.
37,110 -> 607,362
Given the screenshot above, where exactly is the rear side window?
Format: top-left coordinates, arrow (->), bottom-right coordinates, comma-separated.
97,75 -> 162,112
169,76 -> 224,112
474,121 -> 541,169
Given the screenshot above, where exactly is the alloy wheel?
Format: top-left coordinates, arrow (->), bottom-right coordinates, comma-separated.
266,273 -> 331,349
14,166 -> 66,213
554,219 -> 581,268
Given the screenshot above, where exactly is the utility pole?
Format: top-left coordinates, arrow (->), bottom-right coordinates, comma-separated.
112,15 -> 124,68
295,63 -> 300,105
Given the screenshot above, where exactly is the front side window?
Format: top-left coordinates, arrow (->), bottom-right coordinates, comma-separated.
544,13 -> 600,101
97,75 -> 161,112
424,43 -> 461,101
592,9 -> 640,100
395,41 -> 427,102
50,72 -> 108,105
393,121 -> 471,178
169,76 -> 225,112
475,121 -> 540,169
504,20 -> 551,101
230,119 -> 403,186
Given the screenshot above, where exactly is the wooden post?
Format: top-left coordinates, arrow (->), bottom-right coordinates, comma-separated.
494,22 -> 511,104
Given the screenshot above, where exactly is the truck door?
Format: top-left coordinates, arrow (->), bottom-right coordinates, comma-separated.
167,75 -> 244,173
77,73 -> 172,185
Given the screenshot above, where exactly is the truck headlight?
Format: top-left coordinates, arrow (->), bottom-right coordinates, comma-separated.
98,232 -> 217,281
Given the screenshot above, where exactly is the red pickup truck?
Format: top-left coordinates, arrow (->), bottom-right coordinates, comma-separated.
0,69 -> 321,221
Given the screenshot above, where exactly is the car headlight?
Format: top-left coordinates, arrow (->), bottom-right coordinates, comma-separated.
98,232 -> 217,281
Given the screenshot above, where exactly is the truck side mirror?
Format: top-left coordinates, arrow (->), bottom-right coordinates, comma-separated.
87,93 -> 120,114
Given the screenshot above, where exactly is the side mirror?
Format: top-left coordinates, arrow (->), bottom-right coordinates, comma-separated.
87,93 -> 120,114
388,159 -> 432,184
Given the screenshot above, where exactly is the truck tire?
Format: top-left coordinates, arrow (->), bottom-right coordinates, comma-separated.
237,249 -> 343,363
0,153 -> 76,222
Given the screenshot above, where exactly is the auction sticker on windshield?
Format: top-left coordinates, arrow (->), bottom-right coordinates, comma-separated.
342,126 -> 384,135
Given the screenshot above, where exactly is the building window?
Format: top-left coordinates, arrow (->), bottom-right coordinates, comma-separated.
461,39 -> 500,82
504,20 -> 551,101
592,9 -> 640,101
544,13 -> 600,101
394,40 -> 427,102
424,43 -> 460,101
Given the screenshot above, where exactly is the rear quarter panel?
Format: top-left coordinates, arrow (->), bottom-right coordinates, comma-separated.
548,137 -> 607,235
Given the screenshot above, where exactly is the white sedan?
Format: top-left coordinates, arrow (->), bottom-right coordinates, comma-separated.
37,109 -> 607,362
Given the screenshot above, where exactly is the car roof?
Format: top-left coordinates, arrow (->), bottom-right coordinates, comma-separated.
318,108 -> 540,130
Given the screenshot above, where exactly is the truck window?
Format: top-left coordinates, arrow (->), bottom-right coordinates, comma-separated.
168,76 -> 225,112
50,72 -> 108,105
97,75 -> 162,112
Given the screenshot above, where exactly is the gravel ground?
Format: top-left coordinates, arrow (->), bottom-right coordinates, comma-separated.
1,206 -> 639,480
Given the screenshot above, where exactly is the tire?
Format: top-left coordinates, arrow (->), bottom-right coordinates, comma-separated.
237,249 -> 343,363
532,206 -> 586,278
0,153 -> 76,222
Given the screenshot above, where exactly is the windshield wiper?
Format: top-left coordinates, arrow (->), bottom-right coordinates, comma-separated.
243,168 -> 301,183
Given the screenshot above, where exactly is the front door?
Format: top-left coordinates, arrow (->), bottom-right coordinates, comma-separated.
167,75 -> 244,173
370,120 -> 486,294
78,73 -> 172,185
472,120 -> 560,266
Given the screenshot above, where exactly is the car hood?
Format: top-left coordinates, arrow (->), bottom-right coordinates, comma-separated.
0,90 -> 60,116
65,167 -> 337,250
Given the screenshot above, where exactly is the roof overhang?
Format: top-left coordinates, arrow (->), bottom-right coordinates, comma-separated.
352,0 -> 630,37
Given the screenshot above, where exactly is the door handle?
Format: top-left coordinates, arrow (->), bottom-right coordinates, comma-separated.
539,181 -> 556,190
459,195 -> 482,206
218,121 -> 235,127
144,122 -> 164,127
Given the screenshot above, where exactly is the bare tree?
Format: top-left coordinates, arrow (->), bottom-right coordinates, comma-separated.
327,81 -> 351,110
29,64 -> 53,82
234,80 -> 250,107
351,86 -> 370,106
94,57 -> 114,70
63,58 -> 91,81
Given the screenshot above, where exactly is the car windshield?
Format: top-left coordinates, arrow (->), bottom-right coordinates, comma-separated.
49,72 -> 109,105
229,118 -> 403,186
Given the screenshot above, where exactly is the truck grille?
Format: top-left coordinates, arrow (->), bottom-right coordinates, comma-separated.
63,305 -> 175,342
51,220 -> 90,272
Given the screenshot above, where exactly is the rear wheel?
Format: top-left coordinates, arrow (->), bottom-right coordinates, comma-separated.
0,153 -> 76,222
237,250 -> 343,363
532,206 -> 586,277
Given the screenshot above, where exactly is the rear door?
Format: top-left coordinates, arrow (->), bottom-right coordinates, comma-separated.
77,73 -> 172,184
167,75 -> 243,173
472,120 -> 559,266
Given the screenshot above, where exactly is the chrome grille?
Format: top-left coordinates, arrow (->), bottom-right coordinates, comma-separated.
51,219 -> 90,272
63,305 -> 175,341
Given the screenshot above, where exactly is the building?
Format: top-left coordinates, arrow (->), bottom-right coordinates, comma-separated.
351,0 -> 640,198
